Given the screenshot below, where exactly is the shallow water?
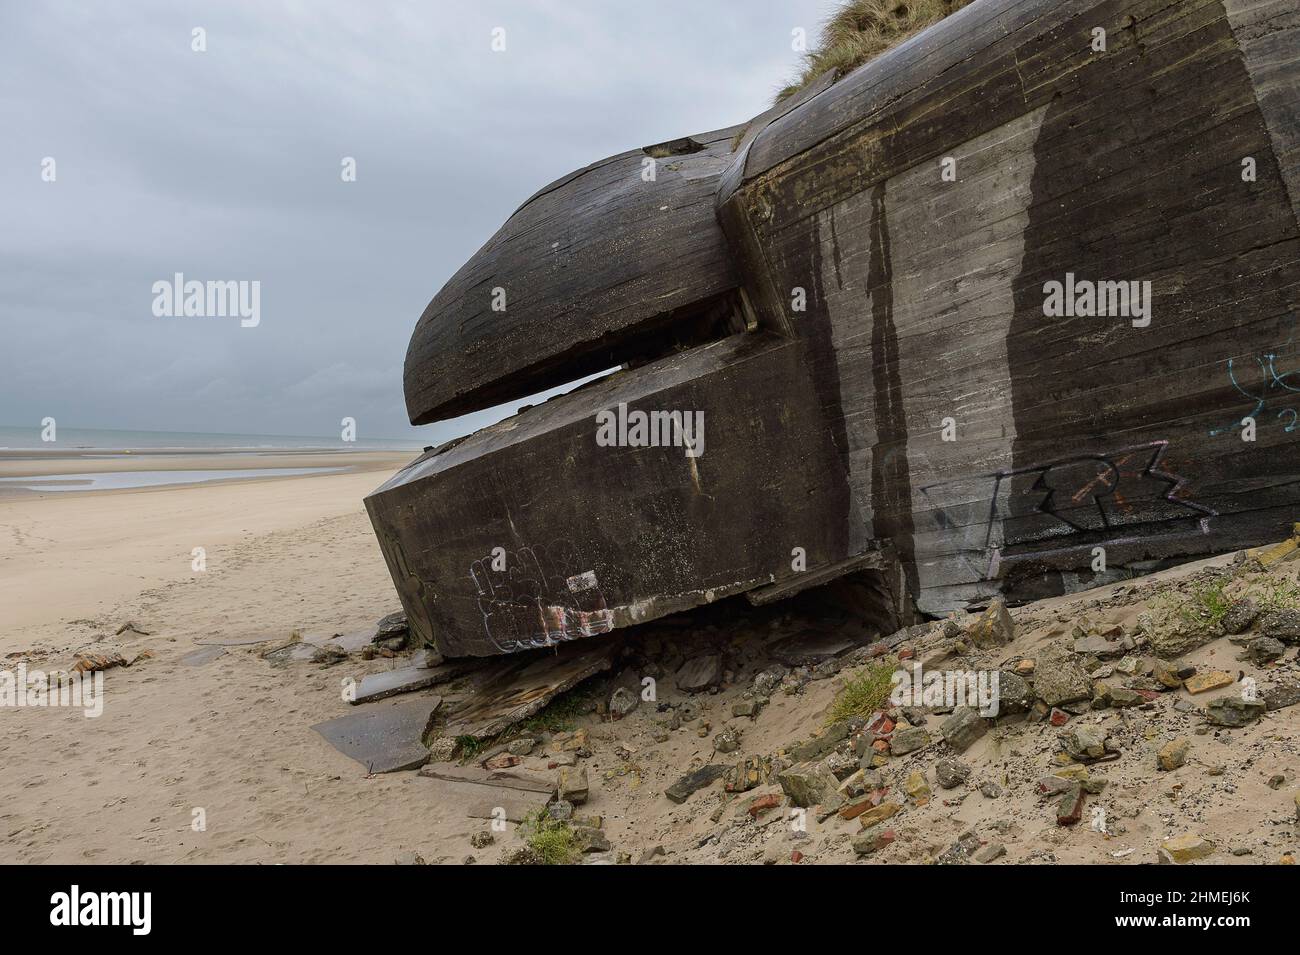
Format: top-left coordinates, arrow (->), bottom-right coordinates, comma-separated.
0,466 -> 348,492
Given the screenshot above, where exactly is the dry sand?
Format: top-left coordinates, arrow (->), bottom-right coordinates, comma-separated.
0,451 -> 489,863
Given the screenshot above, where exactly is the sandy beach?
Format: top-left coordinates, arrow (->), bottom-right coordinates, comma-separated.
3,448 -> 1299,866
0,449 -> 490,863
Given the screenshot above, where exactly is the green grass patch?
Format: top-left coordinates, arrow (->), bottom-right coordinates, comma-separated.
1151,576 -> 1232,632
455,735 -> 485,761
519,688 -> 593,735
826,658 -> 897,726
521,809 -> 580,866
1249,575 -> 1300,612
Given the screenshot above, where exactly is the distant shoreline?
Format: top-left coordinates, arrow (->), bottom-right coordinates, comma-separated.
0,448 -> 415,496
0,425 -> 429,455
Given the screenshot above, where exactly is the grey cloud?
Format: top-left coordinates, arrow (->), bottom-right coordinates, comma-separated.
0,0 -> 828,444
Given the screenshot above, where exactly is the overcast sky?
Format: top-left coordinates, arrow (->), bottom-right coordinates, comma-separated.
1,0 -> 829,446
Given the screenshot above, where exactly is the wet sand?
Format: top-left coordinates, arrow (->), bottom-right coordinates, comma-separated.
0,450 -> 413,632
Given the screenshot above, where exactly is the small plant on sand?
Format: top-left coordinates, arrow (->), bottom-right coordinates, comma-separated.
519,688 -> 592,734
520,809 -> 580,865
777,0 -> 971,102
1250,575 -> 1300,612
455,735 -> 485,761
826,657 -> 897,725
1150,576 -> 1231,633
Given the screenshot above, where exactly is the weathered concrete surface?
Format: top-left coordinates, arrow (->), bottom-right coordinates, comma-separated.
371,0 -> 1300,657
311,696 -> 442,774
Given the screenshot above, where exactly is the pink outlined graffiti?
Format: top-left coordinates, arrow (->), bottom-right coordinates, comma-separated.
468,539 -> 614,653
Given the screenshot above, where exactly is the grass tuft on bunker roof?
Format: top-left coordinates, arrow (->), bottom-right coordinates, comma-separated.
777,0 -> 972,102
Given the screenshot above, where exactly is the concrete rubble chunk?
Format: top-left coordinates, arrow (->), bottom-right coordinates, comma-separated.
1263,683 -> 1300,711
935,758 -> 971,789
1260,609 -> 1300,644
1157,738 -> 1189,771
1204,697 -> 1266,728
310,696 -> 441,774
776,761 -> 843,810
1032,653 -> 1093,707
856,801 -> 901,829
1056,782 -> 1086,826
557,765 -> 590,805
939,706 -> 987,753
609,686 -> 639,719
1220,598 -> 1258,635
973,843 -> 1006,863
1241,637 -> 1285,665
1061,724 -> 1111,762
665,763 -> 728,803
1158,833 -> 1215,864
967,600 -> 1014,648
995,670 -> 1035,714
851,826 -> 896,856
676,654 -> 722,693
889,725 -> 930,755
1184,670 -> 1234,695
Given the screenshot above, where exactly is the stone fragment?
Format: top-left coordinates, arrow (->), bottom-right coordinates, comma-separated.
506,737 -> 536,756
713,727 -> 741,754
1242,637 -> 1286,664
609,686 -> 639,719
1061,725 -> 1110,762
851,826 -> 896,856
856,801 -> 901,828
973,843 -> 1006,863
375,610 -> 408,639
1260,608 -> 1300,643
665,763 -> 727,803
994,670 -> 1036,714
1263,683 -> 1300,711
573,826 -> 610,853
1220,598 -> 1258,635
752,665 -> 788,695
725,756 -> 770,793
890,725 -> 931,755
904,770 -> 930,804
1075,634 -> 1124,658
1157,738 -> 1189,771
1152,660 -> 1184,689
676,654 -> 722,693
939,706 -> 987,753
935,758 -> 971,789
1205,697 -> 1265,727
557,765 -> 589,805
1056,783 -> 1086,826
1033,652 -> 1093,706
1158,833 -> 1215,864
1185,670 -> 1234,694
968,600 -> 1014,648
776,762 -> 842,809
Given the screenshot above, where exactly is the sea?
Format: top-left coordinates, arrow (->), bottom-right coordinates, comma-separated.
0,425 -> 428,453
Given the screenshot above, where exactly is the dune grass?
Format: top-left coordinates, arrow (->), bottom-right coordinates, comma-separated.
778,0 -> 972,102
826,658 -> 898,725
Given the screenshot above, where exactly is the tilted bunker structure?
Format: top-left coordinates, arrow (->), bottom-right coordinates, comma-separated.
367,0 -> 1300,658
